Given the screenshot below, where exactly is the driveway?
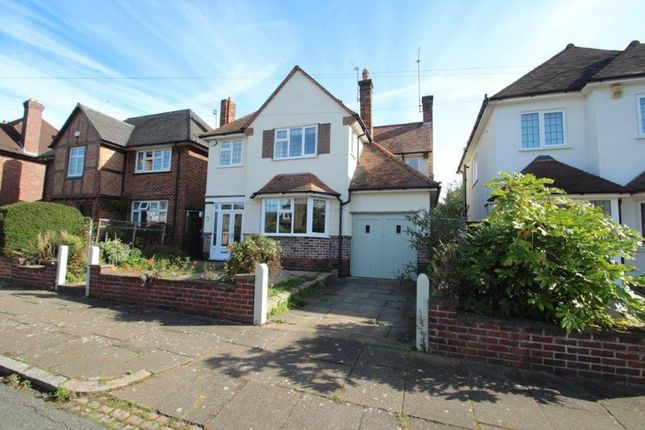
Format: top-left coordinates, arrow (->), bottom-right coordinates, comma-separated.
0,281 -> 644,429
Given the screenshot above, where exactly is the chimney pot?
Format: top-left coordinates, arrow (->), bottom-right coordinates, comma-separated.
21,99 -> 44,155
219,97 -> 236,127
422,95 -> 433,123
358,71 -> 374,136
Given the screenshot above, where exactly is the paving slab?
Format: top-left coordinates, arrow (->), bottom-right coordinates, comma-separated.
342,362 -> 405,411
540,403 -> 623,430
283,393 -> 364,430
206,381 -> 301,430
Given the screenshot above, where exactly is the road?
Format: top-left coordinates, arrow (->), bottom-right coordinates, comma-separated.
0,384 -> 103,430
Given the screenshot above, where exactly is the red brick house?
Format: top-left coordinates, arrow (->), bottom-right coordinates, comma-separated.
0,100 -> 57,205
43,104 -> 212,255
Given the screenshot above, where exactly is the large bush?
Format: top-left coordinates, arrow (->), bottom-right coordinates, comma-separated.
450,173 -> 645,332
224,235 -> 282,282
0,202 -> 85,257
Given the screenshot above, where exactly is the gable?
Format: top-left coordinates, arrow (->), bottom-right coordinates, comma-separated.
50,106 -> 102,149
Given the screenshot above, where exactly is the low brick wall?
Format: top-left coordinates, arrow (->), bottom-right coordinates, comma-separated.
275,236 -> 351,276
88,265 -> 255,323
0,256 -> 56,289
429,298 -> 645,385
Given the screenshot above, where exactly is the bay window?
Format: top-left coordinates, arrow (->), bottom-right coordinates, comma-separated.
131,200 -> 168,223
274,126 -> 317,159
263,197 -> 328,235
136,148 -> 171,173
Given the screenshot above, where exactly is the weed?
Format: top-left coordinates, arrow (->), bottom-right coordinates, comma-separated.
395,411 -> 409,430
271,318 -> 286,324
50,386 -> 73,402
331,387 -> 344,404
19,379 -> 32,389
6,373 -> 20,387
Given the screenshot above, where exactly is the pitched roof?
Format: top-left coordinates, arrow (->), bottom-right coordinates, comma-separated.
373,121 -> 432,154
0,117 -> 57,157
520,155 -> 626,194
125,109 -> 211,148
491,45 -> 619,101
202,65 -> 367,138
626,170 -> 645,193
350,142 -> 439,191
78,104 -> 134,146
251,173 -> 339,197
591,40 -> 645,81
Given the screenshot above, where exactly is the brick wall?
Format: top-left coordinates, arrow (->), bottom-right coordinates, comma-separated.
273,235 -> 351,276
428,298 -> 645,385
0,155 -> 46,205
0,256 -> 56,289
88,265 -> 254,323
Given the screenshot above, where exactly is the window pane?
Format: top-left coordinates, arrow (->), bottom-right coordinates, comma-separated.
221,213 -> 230,246
234,213 -> 242,243
280,199 -> 291,211
276,130 -> 287,140
136,152 -> 144,171
312,199 -> 326,233
232,141 -> 242,164
304,127 -> 316,154
406,159 -> 420,171
293,198 -> 307,233
162,150 -> 171,169
590,200 -> 611,217
279,212 -> 291,233
220,149 -> 231,166
289,128 -> 302,157
275,140 -> 288,158
544,112 -> 564,145
521,113 -> 540,148
640,97 -> 645,133
160,201 -> 167,209
264,212 -> 277,233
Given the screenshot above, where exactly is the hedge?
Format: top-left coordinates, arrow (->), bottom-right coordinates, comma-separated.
0,202 -> 86,256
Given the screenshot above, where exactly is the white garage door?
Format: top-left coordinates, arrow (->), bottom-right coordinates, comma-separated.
351,214 -> 417,279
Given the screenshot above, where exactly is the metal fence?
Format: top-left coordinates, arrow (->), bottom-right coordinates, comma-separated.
94,218 -> 167,248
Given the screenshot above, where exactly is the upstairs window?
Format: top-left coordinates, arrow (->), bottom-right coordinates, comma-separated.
471,156 -> 479,185
405,158 -> 420,171
219,140 -> 243,166
274,126 -> 317,159
521,111 -> 565,148
67,146 -> 85,178
136,149 -> 171,173
263,197 -> 327,236
638,96 -> 645,136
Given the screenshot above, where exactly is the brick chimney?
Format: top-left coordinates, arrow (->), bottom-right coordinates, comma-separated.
21,99 -> 44,155
358,68 -> 373,136
422,95 -> 433,124
219,97 -> 236,127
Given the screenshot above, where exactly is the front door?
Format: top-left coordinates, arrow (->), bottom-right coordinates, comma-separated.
182,210 -> 203,258
209,203 -> 244,260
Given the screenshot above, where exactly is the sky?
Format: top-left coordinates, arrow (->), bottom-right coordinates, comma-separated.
1,0 -> 644,192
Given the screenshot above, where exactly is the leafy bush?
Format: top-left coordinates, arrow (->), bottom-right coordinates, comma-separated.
27,230 -> 87,283
98,237 -> 146,267
0,202 -> 85,257
224,235 -> 282,282
455,173 -> 645,332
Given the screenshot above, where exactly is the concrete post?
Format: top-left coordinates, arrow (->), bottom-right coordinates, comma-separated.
416,273 -> 430,352
55,245 -> 68,291
86,246 -> 100,297
253,263 -> 268,326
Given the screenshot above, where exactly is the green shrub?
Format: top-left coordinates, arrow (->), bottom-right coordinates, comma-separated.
456,172 -> 645,332
26,230 -> 87,282
224,235 -> 282,282
0,202 -> 85,257
98,237 -> 146,268
142,245 -> 187,260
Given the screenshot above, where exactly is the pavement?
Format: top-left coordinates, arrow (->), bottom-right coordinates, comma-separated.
1,278 -> 644,430
0,383 -> 103,430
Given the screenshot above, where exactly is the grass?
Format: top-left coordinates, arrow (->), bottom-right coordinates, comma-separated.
269,280 -> 326,318
269,275 -> 316,298
395,411 -> 409,430
49,386 -> 73,402
330,387 -> 344,404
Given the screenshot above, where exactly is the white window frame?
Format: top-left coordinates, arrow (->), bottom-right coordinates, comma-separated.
405,158 -> 421,171
351,133 -> 358,159
219,140 -> 243,167
131,200 -> 168,224
274,125 -> 318,160
637,94 -> 645,137
520,110 -> 567,149
135,148 -> 172,173
67,146 -> 86,178
471,155 -> 478,186
639,201 -> 645,238
261,196 -> 329,237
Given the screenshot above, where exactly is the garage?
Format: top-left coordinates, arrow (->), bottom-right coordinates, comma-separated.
350,214 -> 417,279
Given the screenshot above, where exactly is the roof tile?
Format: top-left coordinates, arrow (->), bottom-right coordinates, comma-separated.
373,121 -> 432,154
252,173 -> 339,197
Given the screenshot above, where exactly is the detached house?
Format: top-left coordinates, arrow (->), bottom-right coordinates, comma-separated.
458,41 -> 645,273
0,100 -> 57,205
202,66 -> 439,278
44,105 -> 212,255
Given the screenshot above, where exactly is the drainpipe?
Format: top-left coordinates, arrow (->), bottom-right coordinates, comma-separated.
337,192 -> 352,276
462,167 -> 468,220
172,147 -> 181,247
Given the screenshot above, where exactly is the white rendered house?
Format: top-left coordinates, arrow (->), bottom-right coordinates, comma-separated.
201,66 -> 440,278
458,41 -> 645,273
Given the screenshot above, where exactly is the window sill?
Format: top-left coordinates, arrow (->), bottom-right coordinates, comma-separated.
67,175 -> 83,179
134,169 -> 172,175
218,164 -> 243,169
518,145 -> 572,152
273,154 -> 318,161
263,233 -> 330,239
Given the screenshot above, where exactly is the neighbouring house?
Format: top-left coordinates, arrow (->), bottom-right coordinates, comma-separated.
202,66 -> 440,278
43,104 -> 212,256
0,99 -> 58,205
458,40 -> 645,273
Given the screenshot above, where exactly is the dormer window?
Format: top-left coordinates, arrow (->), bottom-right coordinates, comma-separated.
405,158 -> 420,171
274,126 -> 317,159
520,111 -> 566,149
135,148 -> 171,173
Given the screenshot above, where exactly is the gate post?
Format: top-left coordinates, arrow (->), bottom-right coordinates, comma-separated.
253,263 -> 268,326
55,245 -> 69,291
416,273 -> 430,352
86,246 -> 100,297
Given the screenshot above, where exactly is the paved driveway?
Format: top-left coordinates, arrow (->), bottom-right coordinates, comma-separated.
0,281 -> 644,430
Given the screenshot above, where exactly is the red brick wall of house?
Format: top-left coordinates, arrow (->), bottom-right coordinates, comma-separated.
428,298 -> 645,385
0,155 -> 46,205
123,146 -> 207,248
89,265 -> 254,323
